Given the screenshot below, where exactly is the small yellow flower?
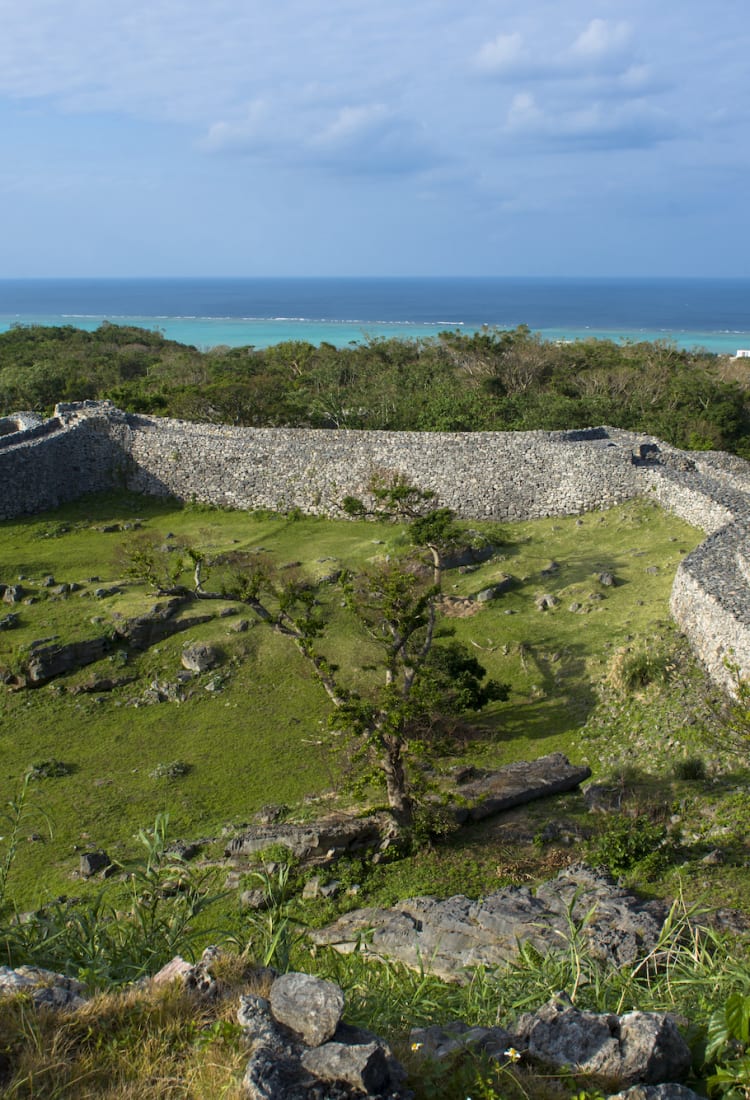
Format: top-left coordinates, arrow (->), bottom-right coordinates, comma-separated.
410,1041 -> 423,1052
504,1046 -> 522,1062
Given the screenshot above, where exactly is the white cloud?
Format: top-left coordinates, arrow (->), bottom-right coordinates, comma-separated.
506,92 -> 544,129
473,17 -> 637,82
504,94 -> 676,150
474,33 -> 523,74
571,19 -> 632,60
200,101 -> 270,153
310,104 -> 392,149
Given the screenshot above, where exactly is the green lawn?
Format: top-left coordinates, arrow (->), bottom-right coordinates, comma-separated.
2,491 -> 734,911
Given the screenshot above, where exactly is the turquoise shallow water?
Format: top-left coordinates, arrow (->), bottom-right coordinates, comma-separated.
1,312 -> 748,354
1,277 -> 749,353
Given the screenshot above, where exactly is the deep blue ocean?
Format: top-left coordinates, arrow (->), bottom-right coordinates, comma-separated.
1,277 -> 749,354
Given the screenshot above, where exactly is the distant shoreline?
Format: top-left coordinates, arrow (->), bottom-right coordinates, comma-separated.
1,275 -> 748,353
0,315 -> 747,354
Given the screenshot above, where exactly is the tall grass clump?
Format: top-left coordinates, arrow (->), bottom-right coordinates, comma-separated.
1,813 -> 228,987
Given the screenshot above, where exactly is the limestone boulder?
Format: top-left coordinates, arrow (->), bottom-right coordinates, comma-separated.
181,643 -> 220,673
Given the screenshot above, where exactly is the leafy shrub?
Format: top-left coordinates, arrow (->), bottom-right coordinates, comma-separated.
706,992 -> 750,1098
604,645 -> 672,694
587,814 -> 669,875
673,756 -> 707,781
150,760 -> 190,780
27,758 -> 71,779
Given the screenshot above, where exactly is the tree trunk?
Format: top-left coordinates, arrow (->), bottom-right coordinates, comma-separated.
381,735 -> 414,829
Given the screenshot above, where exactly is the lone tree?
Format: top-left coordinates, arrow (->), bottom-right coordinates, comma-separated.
230,473 -> 507,830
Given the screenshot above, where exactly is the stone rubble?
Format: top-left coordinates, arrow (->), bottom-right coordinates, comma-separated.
0,957 -> 703,1099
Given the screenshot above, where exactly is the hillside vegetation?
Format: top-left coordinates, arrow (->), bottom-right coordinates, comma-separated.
1,322 -> 750,453
1,492 -> 750,1098
2,490 -> 746,915
2,329 -> 750,1097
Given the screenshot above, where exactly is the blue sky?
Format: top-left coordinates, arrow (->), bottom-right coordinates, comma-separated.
1,0 -> 748,277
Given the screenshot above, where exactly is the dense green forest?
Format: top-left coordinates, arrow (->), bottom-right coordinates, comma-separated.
2,321 -> 749,454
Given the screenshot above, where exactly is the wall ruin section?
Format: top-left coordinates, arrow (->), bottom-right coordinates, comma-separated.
1,401 -> 748,695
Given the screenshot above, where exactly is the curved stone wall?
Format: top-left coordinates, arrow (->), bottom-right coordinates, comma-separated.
112,414 -> 642,521
1,400 -> 749,694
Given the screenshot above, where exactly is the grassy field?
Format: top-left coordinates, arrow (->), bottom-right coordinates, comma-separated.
2,490 -> 748,915
3,490 -> 750,1100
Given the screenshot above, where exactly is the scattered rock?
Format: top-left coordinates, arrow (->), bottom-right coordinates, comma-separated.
516,994 -> 690,1088
2,584 -> 23,604
536,593 -> 558,610
474,575 -> 514,602
597,571 -> 616,586
79,850 -> 114,878
181,643 -> 220,673
453,753 -> 591,823
270,973 -> 345,1047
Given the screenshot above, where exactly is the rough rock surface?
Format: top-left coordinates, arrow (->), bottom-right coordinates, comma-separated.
181,643 -> 220,673
410,997 -> 692,1095
452,752 -> 591,822
608,1087 -> 704,1100
516,994 -> 690,1086
269,973 -> 345,1047
0,965 -> 87,1011
225,812 -> 395,863
310,864 -> 668,982
238,978 -> 408,1100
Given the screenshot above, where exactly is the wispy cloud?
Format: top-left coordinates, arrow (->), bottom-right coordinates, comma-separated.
504,93 -> 677,151
473,18 -> 637,80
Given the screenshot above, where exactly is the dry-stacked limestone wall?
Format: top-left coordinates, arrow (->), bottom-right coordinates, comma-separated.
0,400 -> 749,694
0,406 -> 126,518
114,414 -> 642,521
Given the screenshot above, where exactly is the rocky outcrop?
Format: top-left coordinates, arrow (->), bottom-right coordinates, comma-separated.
8,598 -> 215,687
410,994 -> 693,1095
225,812 -> 396,864
452,753 -> 591,822
0,965 -> 87,1011
515,994 -> 690,1086
310,864 -> 668,982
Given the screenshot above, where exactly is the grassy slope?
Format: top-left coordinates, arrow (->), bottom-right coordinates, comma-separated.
3,490 -> 747,914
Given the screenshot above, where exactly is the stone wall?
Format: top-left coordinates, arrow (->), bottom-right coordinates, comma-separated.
1,400 -> 750,693
115,414 -> 643,521
0,407 -> 126,519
